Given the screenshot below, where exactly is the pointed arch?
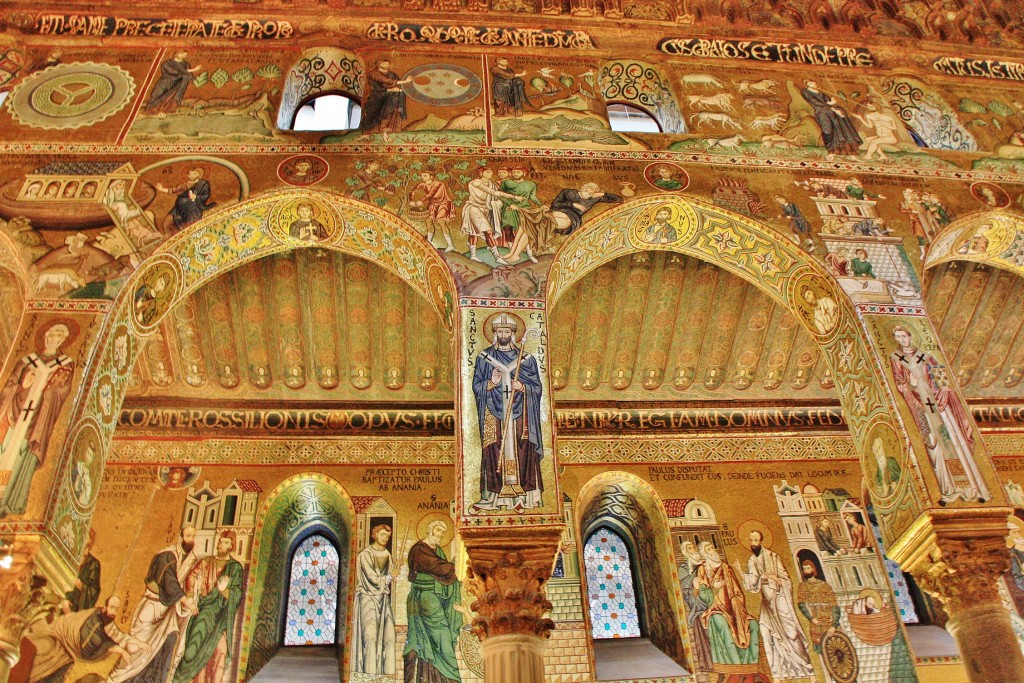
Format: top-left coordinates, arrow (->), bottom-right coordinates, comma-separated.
925,209 -> 1024,278
575,471 -> 690,668
239,473 -> 357,680
549,195 -> 927,540
43,190 -> 458,566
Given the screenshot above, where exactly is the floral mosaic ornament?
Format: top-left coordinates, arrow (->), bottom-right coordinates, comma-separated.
584,527 -> 641,639
285,534 -> 340,646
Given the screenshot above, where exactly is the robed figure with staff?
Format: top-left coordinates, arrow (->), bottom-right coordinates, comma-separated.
471,313 -> 544,513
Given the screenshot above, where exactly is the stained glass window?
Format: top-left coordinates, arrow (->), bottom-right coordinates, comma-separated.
584,527 -> 641,639
870,516 -> 920,624
285,534 -> 339,645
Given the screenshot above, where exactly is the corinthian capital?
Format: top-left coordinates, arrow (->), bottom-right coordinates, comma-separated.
460,526 -> 562,641
888,508 -> 1013,615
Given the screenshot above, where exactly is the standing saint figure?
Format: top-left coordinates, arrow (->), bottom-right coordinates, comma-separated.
471,314 -> 544,513
410,171 -> 456,253
404,520 -> 463,683
490,58 -> 530,117
0,321 -> 75,516
353,524 -> 396,675
694,542 -> 760,673
107,525 -> 199,683
889,325 -> 990,503
62,528 -> 101,614
800,80 -> 862,157
172,530 -> 244,683
156,167 -> 216,234
361,59 -> 412,140
736,530 -> 814,680
145,51 -> 202,114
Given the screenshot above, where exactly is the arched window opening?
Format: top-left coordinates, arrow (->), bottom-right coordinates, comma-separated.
293,93 -> 362,132
284,534 -> 340,646
599,59 -> 685,133
584,527 -> 641,639
606,103 -> 661,134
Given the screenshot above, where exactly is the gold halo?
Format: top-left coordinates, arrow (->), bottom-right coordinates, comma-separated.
482,311 -> 526,345
1007,516 -> 1024,547
857,588 -> 884,606
417,512 -> 455,549
737,519 -> 774,550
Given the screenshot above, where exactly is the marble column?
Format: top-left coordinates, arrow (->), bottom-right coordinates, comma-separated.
462,527 -> 562,683
890,508 -> 1024,683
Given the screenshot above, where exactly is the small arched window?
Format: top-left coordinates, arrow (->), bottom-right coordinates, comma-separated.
606,102 -> 661,134
584,527 -> 641,639
293,93 -> 362,132
285,534 -> 340,645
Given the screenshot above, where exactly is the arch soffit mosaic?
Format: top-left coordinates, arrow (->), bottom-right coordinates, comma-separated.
574,471 -> 690,664
925,209 -> 1024,279
43,189 -> 458,562
239,472 -> 357,679
549,195 -> 926,536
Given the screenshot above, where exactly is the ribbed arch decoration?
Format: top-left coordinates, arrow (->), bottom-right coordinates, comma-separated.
285,534 -> 340,646
584,526 -> 641,639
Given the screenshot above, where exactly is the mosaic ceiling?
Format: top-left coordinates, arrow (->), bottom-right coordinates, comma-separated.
127,250 -> 453,402
127,251 -> 1024,407
926,260 -> 1024,399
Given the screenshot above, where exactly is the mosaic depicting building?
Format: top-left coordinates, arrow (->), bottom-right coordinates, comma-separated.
5,1 -> 1024,683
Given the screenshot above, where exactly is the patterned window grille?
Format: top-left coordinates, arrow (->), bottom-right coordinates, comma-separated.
584,527 -> 641,639
869,514 -> 920,624
284,534 -> 340,645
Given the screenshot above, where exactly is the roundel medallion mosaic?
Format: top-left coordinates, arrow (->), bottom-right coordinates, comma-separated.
7,62 -> 136,130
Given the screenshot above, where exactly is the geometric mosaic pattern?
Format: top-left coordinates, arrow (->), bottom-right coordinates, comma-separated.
870,517 -> 920,625
584,528 -> 641,639
285,534 -> 340,645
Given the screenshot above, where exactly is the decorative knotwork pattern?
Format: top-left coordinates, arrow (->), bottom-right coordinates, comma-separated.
466,550 -> 556,640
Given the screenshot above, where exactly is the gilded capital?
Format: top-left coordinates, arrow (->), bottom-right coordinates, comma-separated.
888,508 -> 1014,615
460,526 -> 562,641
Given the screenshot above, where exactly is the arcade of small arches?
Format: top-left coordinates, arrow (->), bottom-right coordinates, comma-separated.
2,192 -> 1024,683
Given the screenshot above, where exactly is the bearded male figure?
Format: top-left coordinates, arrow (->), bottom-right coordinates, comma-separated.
172,530 -> 244,683
108,525 -> 199,683
737,530 -> 814,680
470,314 -> 544,512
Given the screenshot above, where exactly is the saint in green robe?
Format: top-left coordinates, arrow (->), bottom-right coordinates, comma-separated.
172,556 -> 243,683
499,178 -> 540,232
404,541 -> 463,683
697,562 -> 760,668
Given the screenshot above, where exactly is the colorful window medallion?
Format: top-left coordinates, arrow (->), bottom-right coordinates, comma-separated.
285,534 -> 339,645
584,527 -> 641,639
